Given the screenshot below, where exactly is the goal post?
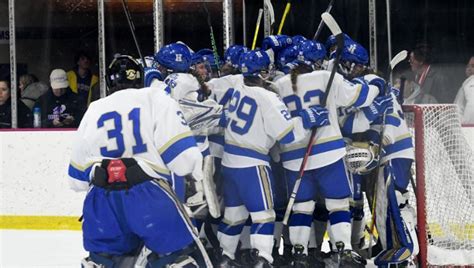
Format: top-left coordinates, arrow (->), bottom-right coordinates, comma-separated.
403,104 -> 474,267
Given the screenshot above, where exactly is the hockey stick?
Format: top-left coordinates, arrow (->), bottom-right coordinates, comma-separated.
312,0 -> 335,41
121,0 -> 146,67
251,8 -> 264,50
203,2 -> 221,77
282,12 -> 344,225
277,0 -> 292,35
368,50 -> 408,257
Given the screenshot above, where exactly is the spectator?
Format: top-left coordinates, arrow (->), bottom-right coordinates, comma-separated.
19,74 -> 49,110
18,74 -> 38,93
67,50 -> 99,107
0,77 -> 33,128
396,70 -> 438,104
34,69 -> 84,128
454,56 -> 474,124
409,43 -> 452,103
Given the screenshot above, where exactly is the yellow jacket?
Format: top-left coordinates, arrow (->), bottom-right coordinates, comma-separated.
67,70 -> 99,107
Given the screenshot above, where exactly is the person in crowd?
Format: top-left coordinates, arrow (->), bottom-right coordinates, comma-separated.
396,70 -> 437,104
19,74 -> 38,93
409,43 -> 452,103
19,74 -> 49,110
0,77 -> 33,128
454,56 -> 474,124
35,69 -> 84,128
67,50 -> 99,108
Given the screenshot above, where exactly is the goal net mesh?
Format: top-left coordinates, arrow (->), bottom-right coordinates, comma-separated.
404,104 -> 474,266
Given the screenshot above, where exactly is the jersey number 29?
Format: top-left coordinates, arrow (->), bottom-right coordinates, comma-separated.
227,91 -> 257,135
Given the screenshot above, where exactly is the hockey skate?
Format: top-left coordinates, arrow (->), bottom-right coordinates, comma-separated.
217,254 -> 242,268
291,244 -> 310,268
324,242 -> 366,268
249,249 -> 273,268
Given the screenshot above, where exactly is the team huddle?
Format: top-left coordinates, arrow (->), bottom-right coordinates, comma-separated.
68,31 -> 419,268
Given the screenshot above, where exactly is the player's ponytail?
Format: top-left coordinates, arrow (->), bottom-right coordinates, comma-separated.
290,64 -> 313,92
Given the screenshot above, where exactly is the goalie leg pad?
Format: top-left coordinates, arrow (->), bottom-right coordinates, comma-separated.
202,155 -> 221,218
374,164 -> 414,266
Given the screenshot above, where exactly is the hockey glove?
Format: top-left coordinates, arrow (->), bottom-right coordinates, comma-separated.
299,105 -> 330,129
262,35 -> 293,52
361,95 -> 394,123
364,74 -> 387,96
144,67 -> 163,87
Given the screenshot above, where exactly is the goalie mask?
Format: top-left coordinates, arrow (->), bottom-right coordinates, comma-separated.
344,141 -> 379,175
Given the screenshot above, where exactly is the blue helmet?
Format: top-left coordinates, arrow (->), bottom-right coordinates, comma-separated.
276,45 -> 299,69
224,45 -> 248,67
296,40 -> 327,65
325,33 -> 353,52
154,42 -> 192,73
291,35 -> 307,46
261,35 -> 293,52
341,41 -> 369,65
239,50 -> 271,77
191,49 -> 214,65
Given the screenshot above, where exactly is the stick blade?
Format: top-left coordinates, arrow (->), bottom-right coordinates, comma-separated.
390,50 -> 408,70
321,12 -> 342,36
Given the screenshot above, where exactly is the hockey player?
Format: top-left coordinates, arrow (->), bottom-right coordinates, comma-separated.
342,82 -> 419,265
68,55 -> 212,267
271,39 -> 385,267
336,43 -> 419,264
216,49 -> 326,267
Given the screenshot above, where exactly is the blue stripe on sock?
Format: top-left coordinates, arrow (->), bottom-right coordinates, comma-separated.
251,222 -> 275,235
329,210 -> 351,225
289,213 -> 313,227
218,222 -> 245,236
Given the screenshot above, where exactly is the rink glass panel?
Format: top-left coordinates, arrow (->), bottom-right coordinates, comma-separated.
11,0 -> 99,83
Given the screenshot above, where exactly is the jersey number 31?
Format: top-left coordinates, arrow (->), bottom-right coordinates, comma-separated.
97,107 -> 148,157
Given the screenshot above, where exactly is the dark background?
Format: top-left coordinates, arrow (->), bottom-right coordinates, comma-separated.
2,0 -> 472,87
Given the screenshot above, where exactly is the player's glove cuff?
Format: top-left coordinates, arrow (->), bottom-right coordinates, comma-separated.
299,105 -> 330,129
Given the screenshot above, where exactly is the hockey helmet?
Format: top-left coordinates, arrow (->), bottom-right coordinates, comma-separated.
154,42 -> 192,73
239,50 -> 271,77
224,45 -> 249,68
296,40 -> 327,68
106,54 -> 143,91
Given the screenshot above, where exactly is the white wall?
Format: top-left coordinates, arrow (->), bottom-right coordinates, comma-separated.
0,130 -> 84,216
0,128 -> 473,217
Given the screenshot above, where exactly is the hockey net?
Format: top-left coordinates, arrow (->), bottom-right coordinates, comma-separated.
403,104 -> 474,267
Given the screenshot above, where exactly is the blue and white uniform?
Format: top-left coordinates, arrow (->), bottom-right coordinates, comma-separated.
206,74 -> 244,158
271,70 -> 380,252
217,81 -> 299,263
67,86 -> 209,263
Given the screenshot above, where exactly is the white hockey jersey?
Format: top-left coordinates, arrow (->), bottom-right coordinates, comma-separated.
221,83 -> 298,168
67,85 -> 202,191
206,74 -> 244,158
338,91 -> 415,163
164,72 -> 210,155
368,93 -> 415,163
271,70 -> 380,171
